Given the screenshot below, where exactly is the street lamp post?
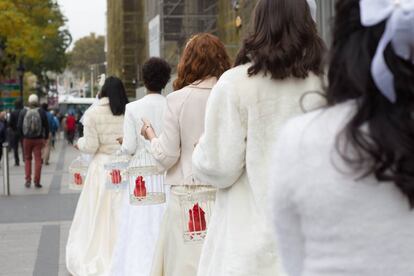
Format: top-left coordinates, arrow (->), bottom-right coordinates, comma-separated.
17,60 -> 25,101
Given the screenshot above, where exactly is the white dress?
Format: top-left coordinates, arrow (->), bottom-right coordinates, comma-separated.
66,98 -> 124,276
269,101 -> 414,276
110,94 -> 167,276
192,64 -> 324,276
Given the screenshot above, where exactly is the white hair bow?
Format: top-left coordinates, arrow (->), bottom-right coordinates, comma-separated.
360,0 -> 414,103
307,0 -> 317,22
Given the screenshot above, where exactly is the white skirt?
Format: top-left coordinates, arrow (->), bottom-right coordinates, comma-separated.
150,186 -> 206,276
109,185 -> 168,276
66,153 -> 123,276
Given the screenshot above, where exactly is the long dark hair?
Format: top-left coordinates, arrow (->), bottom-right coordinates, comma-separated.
100,76 -> 129,116
328,0 -> 414,206
235,0 -> 325,79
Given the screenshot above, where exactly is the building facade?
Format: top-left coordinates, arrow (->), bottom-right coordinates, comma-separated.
106,0 -> 335,98
107,0 -> 146,97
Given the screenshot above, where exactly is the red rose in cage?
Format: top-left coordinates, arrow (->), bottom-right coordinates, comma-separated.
188,203 -> 207,232
110,169 -> 122,184
74,173 -> 83,185
134,176 -> 147,197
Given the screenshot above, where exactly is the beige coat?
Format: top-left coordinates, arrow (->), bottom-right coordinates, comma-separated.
149,78 -> 217,276
151,77 -> 217,186
77,97 -> 124,155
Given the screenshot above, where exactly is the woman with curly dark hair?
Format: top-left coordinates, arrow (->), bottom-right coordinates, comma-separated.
191,0 -> 324,275
141,33 -> 231,276
110,57 -> 171,276
270,0 -> 414,275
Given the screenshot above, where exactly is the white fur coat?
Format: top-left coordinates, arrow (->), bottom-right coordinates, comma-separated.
192,64 -> 324,276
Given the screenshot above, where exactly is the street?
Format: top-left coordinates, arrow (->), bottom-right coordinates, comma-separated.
0,139 -> 80,275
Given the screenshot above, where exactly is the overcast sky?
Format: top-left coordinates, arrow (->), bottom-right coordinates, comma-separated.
57,0 -> 107,47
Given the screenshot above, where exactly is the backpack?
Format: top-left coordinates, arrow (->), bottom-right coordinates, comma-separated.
23,108 -> 42,138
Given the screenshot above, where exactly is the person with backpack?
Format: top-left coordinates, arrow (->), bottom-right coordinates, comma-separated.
65,113 -> 76,145
17,94 -> 49,188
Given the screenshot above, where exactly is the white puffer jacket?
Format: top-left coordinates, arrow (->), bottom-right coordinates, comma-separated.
77,97 -> 124,155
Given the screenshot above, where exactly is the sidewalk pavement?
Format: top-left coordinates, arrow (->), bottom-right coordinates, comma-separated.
0,139 -> 81,276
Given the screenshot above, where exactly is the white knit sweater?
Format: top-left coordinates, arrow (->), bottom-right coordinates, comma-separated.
269,101 -> 414,276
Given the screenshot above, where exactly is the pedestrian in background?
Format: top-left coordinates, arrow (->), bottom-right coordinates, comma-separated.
18,94 -> 49,188
192,0 -> 324,275
41,103 -> 56,165
9,99 -> 24,166
66,112 -> 76,144
270,0 -> 414,275
50,110 -> 60,148
141,33 -> 231,276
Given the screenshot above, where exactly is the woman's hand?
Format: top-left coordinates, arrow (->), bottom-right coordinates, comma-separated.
116,137 -> 123,145
141,118 -> 157,141
74,144 -> 79,150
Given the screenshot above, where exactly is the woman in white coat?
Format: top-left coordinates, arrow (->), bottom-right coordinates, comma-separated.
141,33 -> 231,276
191,0 -> 325,275
66,77 -> 129,276
270,1 -> 414,275
110,57 -> 171,276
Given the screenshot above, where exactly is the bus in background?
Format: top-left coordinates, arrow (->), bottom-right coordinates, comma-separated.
58,95 -> 96,116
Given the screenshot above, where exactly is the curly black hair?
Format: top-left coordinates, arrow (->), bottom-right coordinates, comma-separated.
142,57 -> 172,92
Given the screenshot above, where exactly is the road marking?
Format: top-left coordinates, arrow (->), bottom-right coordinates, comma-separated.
33,225 -> 60,276
48,143 -> 67,195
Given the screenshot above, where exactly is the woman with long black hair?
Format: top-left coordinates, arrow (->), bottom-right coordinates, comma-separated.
66,76 -> 129,276
270,0 -> 414,275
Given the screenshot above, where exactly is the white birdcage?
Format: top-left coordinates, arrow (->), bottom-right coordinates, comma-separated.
104,154 -> 130,190
178,185 -> 216,243
127,150 -> 166,205
68,156 -> 90,190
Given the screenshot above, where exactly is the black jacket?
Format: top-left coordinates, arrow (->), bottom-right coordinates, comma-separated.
9,108 -> 22,132
17,107 -> 50,139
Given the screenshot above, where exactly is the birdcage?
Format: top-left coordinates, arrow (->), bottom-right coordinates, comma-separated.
104,154 -> 130,190
127,150 -> 166,205
68,156 -> 90,190
178,185 -> 216,243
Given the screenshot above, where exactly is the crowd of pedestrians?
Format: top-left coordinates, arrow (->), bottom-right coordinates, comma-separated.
1,87 -> 89,185
66,0 -> 414,276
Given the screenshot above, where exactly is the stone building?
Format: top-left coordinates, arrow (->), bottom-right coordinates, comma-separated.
106,0 -> 335,98
107,0 -> 146,97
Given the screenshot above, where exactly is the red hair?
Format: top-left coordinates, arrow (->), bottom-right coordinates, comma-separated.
173,33 -> 231,91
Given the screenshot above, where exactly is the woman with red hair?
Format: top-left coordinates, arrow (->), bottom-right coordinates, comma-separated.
141,33 -> 231,276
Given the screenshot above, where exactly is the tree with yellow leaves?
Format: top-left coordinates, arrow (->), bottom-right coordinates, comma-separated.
0,0 -> 71,79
